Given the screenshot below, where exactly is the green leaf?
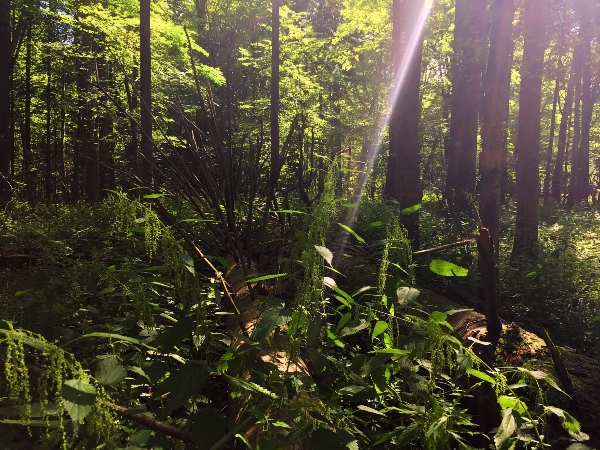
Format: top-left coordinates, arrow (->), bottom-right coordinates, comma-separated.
252,305 -> 292,341
401,203 -> 423,215
152,316 -> 195,352
370,348 -> 410,355
309,428 -> 359,450
225,375 -> 278,399
498,396 -> 528,414
165,360 -> 210,414
272,209 -> 307,214
494,408 -> 517,450
62,379 -> 97,423
338,319 -> 369,337
430,311 -> 448,323
396,287 -> 420,306
357,404 -> 385,415
566,444 -> 593,450
143,193 -> 169,199
429,260 -> 469,277
95,356 -> 127,386
372,321 -> 388,341
245,273 -> 287,283
192,408 -> 226,449
179,252 -> 195,275
467,369 -> 496,385
338,223 -> 366,244
314,245 -> 334,266
544,406 -> 581,434
366,221 -> 383,229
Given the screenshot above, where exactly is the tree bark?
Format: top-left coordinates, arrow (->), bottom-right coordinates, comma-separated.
542,66 -> 560,204
22,20 -> 34,202
512,0 -> 547,258
0,0 -> 12,207
444,0 -> 487,213
385,0 -> 427,249
552,49 -> 578,203
480,0 -> 514,261
140,0 -> 153,186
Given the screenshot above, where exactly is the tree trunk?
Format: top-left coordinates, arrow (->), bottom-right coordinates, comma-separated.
542,67 -> 560,204
566,72 -> 582,208
512,0 -> 548,258
44,56 -> 53,203
552,49 -> 578,203
270,0 -> 280,198
22,20 -> 34,202
568,3 -> 593,207
140,0 -> 153,186
444,0 -> 486,212
480,0 -> 514,261
385,0 -> 428,249
0,0 -> 12,207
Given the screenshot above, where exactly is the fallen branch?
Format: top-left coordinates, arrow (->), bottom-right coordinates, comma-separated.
539,327 -> 576,400
412,238 -> 476,256
6,361 -> 195,443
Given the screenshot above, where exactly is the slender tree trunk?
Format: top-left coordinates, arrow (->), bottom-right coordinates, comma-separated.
98,56 -> 115,195
569,4 -> 593,206
23,21 -> 34,202
542,66 -> 560,204
0,0 -> 12,206
552,50 -> 578,203
444,0 -> 487,212
385,0 -> 427,248
512,0 -> 548,258
269,0 -> 279,197
124,64 -> 138,175
140,0 -> 153,185
44,56 -> 53,203
480,0 -> 514,261
567,73 -> 582,208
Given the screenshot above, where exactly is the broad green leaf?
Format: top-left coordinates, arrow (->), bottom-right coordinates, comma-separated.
429,259 -> 469,277
152,316 -> 195,352
467,369 -> 496,385
62,379 -> 97,423
192,408 -> 226,449
372,321 -> 388,341
338,223 -> 366,244
245,273 -> 287,283
314,245 -> 334,266
370,348 -> 410,355
494,408 -> 517,450
143,193 -> 169,199
338,385 -> 365,396
430,311 -> 448,323
396,287 -> 420,306
544,406 -> 581,434
335,312 -> 352,334
338,319 -> 369,337
225,375 -> 278,399
165,360 -> 210,414
498,396 -> 528,414
366,221 -> 383,229
252,305 -> 292,341
95,356 -> 127,386
62,333 -> 156,351
401,203 -> 423,215
566,444 -> 593,450
179,252 -> 195,275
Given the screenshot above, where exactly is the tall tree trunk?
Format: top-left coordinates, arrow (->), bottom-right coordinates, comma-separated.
552,50 -> 578,203
512,0 -> 548,258
44,56 -> 53,203
23,20 -> 34,202
480,0 -> 514,261
0,0 -> 12,207
566,71 -> 582,208
140,0 -> 153,186
384,0 -> 427,249
542,65 -> 560,204
98,56 -> 115,195
269,0 -> 279,197
568,3 -> 593,207
444,0 -> 486,212
124,64 -> 138,175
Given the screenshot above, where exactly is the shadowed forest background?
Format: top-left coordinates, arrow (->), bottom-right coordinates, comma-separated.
2,0 -> 600,448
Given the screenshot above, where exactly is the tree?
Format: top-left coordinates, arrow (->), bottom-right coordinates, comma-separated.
512,0 -> 548,257
384,0 -> 427,248
140,0 -> 152,186
480,0 -> 514,260
0,0 -> 12,206
444,0 -> 486,212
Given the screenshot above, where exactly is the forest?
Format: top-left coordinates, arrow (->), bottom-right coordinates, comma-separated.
1,0 -> 600,448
